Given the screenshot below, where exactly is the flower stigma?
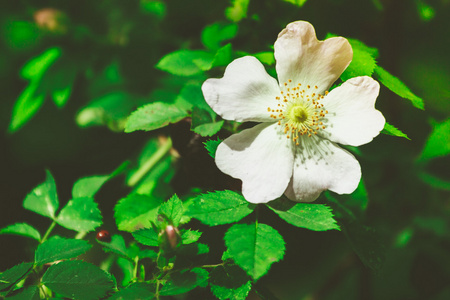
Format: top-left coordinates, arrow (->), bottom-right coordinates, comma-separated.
268,80 -> 329,145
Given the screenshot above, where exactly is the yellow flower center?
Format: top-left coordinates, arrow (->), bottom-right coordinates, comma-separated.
267,80 -> 329,145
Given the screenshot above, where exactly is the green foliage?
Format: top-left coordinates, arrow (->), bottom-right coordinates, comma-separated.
419,118 -> 450,161
187,191 -> 255,226
374,66 -> 425,110
225,223 -> 285,280
5,285 -> 40,300
107,283 -> 155,299
114,194 -> 162,232
156,50 -> 215,76
158,195 -> 184,227
191,107 -> 224,137
133,228 -> 159,247
282,0 -> 308,7
98,234 -> 134,261
267,198 -> 340,231
0,223 -> 41,241
72,175 -> 110,198
0,262 -> 33,291
35,238 -> 92,265
23,170 -> 59,219
159,268 -> 208,296
180,229 -> 202,245
202,23 -> 239,51
125,102 -> 188,133
204,138 -> 223,158
209,264 -> 251,300
42,260 -> 115,300
56,197 -> 102,232
382,122 -> 410,140
225,0 -> 250,22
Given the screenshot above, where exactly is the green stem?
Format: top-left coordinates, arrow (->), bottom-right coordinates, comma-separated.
133,256 -> 139,281
40,221 -> 56,243
127,137 -> 173,187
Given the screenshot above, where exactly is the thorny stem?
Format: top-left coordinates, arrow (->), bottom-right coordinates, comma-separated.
127,136 -> 173,187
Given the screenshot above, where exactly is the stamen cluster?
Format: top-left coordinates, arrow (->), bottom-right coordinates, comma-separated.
267,80 -> 329,145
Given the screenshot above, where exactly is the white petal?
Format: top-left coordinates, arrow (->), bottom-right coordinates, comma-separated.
274,21 -> 352,93
215,123 -> 293,203
284,136 -> 361,202
202,56 -> 281,122
320,76 -> 385,146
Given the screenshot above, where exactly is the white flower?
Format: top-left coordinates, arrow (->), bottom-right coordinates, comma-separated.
202,21 -> 385,204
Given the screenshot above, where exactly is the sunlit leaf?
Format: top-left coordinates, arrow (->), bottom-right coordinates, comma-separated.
114,194 -> 162,232
186,191 -> 255,226
267,198 -> 340,231
181,229 -> 202,245
125,102 -> 188,133
225,0 -> 250,22
72,175 -> 110,198
254,51 -> 275,66
419,118 -> 450,161
23,170 -> 59,219
191,107 -> 224,137
374,66 -> 424,110
0,223 -> 41,241
382,122 -> 410,140
56,197 -> 102,232
156,50 -> 214,76
133,228 -> 159,247
204,138 -> 222,158
20,47 -> 61,80
202,23 -> 238,51
35,238 -> 92,265
158,195 -> 184,227
224,223 -> 285,280
42,260 -> 115,300
282,0 -> 308,7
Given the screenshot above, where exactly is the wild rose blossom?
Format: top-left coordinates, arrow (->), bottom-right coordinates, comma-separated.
202,21 -> 385,204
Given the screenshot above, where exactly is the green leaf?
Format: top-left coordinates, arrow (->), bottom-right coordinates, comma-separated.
419,118 -> 450,161
418,172 -> 450,190
382,122 -> 410,140
0,262 -> 33,291
210,264 -> 251,300
23,170 -> 59,219
21,47 -> 61,80
159,268 -> 208,296
253,51 -> 275,66
35,238 -> 92,265
267,198 -> 340,231
204,138 -> 222,158
186,191 -> 255,226
5,285 -> 40,300
211,43 -> 234,69
42,260 -> 115,300
72,175 -> 110,198
132,228 -> 159,247
8,81 -> 45,133
125,102 -> 188,133
181,229 -> 202,245
0,223 -> 41,241
224,223 -> 285,280
56,197 -> 102,232
374,66 -> 424,110
107,283 -> 155,299
114,194 -> 162,232
156,50 -> 214,76
191,107 -> 224,137
282,0 -> 308,7
225,0 -> 250,22
158,195 -> 184,227
98,235 -> 134,261
201,23 -> 238,51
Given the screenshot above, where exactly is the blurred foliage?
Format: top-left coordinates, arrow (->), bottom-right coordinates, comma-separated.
0,0 -> 449,299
